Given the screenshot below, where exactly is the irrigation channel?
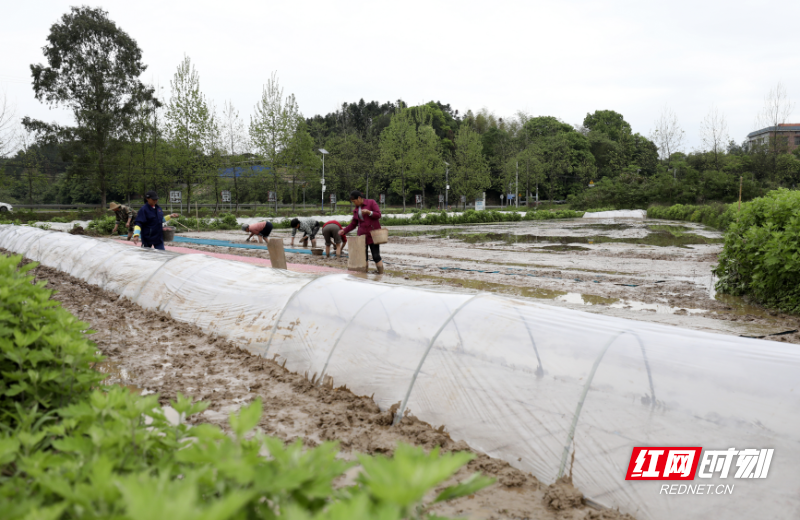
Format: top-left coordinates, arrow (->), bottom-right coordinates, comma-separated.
2,224 -> 799,520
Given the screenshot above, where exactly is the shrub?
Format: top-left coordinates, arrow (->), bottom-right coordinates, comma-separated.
87,215 -> 117,234
714,189 -> 800,313
647,203 -> 737,230
380,208 -> 582,227
0,255 -> 104,430
0,254 -> 492,518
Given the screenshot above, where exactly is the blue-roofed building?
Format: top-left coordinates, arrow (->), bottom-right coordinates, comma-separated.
747,124 -> 800,153
218,164 -> 272,178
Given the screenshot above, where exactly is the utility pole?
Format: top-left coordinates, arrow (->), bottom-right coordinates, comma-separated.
516,161 -> 519,208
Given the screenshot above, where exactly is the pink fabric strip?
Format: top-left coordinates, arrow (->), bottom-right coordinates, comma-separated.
118,240 -> 344,274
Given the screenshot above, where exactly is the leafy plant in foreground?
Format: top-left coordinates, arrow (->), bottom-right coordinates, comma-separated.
714,189 -> 800,313
0,255 -> 103,431
0,254 -> 493,518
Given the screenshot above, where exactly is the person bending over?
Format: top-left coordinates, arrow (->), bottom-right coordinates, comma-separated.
242,221 -> 273,244
340,190 -> 383,274
290,217 -> 321,248
321,220 -> 347,258
109,202 -> 135,240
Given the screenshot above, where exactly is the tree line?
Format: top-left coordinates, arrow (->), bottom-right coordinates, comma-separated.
1,6 -> 798,212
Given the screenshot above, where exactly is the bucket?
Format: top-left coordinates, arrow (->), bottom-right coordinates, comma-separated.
163,226 -> 175,242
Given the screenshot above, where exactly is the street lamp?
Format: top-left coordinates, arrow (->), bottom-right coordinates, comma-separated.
318,149 -> 329,213
444,161 -> 449,209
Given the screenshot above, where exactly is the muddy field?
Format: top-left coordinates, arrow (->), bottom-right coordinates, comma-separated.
15,257 -> 632,520
173,218 -> 800,342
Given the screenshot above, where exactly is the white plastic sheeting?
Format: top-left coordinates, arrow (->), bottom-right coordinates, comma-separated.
582,210 -> 647,219
1,224 -> 798,520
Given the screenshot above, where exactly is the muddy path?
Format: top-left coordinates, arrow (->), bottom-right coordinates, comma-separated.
12,255 -> 632,520
171,220 -> 800,343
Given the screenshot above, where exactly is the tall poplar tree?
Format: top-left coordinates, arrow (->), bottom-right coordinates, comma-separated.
249,72 -> 300,212
165,55 -> 210,210
452,125 -> 490,206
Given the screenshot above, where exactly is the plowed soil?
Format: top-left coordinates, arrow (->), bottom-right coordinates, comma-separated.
12,254 -> 633,520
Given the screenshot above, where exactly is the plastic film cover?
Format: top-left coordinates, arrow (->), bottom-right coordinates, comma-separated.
1,225 -> 798,520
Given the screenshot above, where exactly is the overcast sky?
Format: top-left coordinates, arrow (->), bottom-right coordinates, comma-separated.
3,0 -> 799,151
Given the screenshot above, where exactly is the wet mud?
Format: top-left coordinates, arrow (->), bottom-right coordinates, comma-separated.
11,256 -> 629,520
171,220 -> 800,342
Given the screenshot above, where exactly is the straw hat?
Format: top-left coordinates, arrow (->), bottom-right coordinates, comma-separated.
109,202 -> 121,211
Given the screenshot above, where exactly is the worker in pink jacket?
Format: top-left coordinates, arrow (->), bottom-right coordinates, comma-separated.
340,190 -> 384,274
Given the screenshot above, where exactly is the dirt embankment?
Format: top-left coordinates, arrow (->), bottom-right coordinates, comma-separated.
13,255 -> 633,520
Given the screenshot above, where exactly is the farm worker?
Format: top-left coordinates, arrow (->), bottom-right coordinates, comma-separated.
242,221 -> 273,244
340,190 -> 384,274
109,202 -> 135,240
321,220 -> 347,258
289,217 -> 321,248
132,191 -> 179,250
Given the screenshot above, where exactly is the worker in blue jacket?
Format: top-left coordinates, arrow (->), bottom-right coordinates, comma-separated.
132,191 -> 179,250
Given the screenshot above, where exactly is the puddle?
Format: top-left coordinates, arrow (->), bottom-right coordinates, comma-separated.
440,231 -> 722,248
388,271 -> 568,299
713,293 -> 777,319
537,245 -> 592,252
575,223 -> 634,230
646,224 -> 693,233
609,299 -> 706,315
556,293 -> 619,305
553,292 -> 705,314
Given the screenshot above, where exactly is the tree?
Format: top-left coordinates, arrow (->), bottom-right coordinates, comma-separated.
220,100 -> 248,213
15,132 -> 48,203
166,55 -> 211,211
700,105 -> 729,170
451,125 -> 490,205
205,104 -> 225,214
583,110 -> 632,142
0,91 -> 17,158
755,82 -> 795,177
413,124 -> 445,206
282,120 -> 318,211
650,105 -> 685,167
376,110 -> 417,212
250,72 -> 300,213
24,6 -> 154,206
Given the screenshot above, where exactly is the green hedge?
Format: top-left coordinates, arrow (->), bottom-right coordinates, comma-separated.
0,254 -> 492,519
88,213 -> 241,235
382,209 -> 583,227
713,189 -> 800,313
647,203 -> 737,230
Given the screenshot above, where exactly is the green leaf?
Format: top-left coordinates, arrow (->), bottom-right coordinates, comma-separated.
20,503 -> 68,520
229,398 -> 262,439
0,436 -> 20,465
434,472 -> 495,503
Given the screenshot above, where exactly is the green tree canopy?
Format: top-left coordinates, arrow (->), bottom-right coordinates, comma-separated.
583,110 -> 632,142
24,6 -> 154,206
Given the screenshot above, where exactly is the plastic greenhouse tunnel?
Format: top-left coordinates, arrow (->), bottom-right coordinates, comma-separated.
1,224 -> 798,520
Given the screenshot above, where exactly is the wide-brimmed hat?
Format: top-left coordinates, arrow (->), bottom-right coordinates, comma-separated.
109,202 -> 121,211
